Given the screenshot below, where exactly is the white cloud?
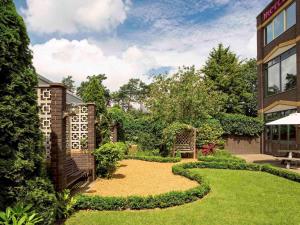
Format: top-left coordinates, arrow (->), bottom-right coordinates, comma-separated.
31,39 -> 156,91
23,0 -> 130,34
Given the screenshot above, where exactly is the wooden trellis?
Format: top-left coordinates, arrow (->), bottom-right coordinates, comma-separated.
173,128 -> 197,159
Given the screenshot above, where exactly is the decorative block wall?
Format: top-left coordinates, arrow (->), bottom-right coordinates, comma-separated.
37,87 -> 52,161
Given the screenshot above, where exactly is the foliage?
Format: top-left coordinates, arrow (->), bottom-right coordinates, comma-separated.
0,2 -> 56,222
198,149 -> 246,163
0,203 -> 43,225
163,122 -> 194,156
124,155 -> 181,163
201,44 -> 258,116
62,75 -> 75,93
108,107 -> 165,151
196,119 -> 224,147
217,113 -> 264,136
15,178 -> 58,225
93,142 -> 125,178
111,79 -> 149,111
56,190 -> 77,220
77,74 -> 110,145
146,66 -> 226,125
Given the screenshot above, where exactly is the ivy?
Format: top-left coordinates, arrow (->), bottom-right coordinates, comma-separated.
217,113 -> 264,137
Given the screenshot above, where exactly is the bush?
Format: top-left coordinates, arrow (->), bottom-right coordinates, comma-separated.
124,155 -> 181,163
217,113 -> 264,136
0,203 -> 43,225
196,119 -> 224,147
94,142 -> 125,178
56,190 -> 77,220
14,177 -> 58,225
198,149 -> 246,163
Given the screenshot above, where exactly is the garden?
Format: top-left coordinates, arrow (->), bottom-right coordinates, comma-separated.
1,1 -> 300,225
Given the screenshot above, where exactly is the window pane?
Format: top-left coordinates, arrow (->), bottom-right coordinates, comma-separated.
286,2 -> 296,29
274,11 -> 284,38
281,53 -> 296,91
280,125 -> 288,140
266,23 -> 273,44
267,63 -> 280,95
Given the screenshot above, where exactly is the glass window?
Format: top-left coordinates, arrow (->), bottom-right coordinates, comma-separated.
274,11 -> 285,38
264,2 -> 296,45
265,47 -> 297,96
281,53 -> 296,91
267,63 -> 280,95
266,23 -> 273,44
286,2 -> 296,29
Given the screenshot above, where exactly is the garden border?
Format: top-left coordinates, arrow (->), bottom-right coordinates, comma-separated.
124,155 -> 181,163
75,160 -> 300,211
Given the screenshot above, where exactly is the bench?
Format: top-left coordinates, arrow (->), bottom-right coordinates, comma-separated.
173,144 -> 196,158
65,158 -> 88,188
276,150 -> 300,169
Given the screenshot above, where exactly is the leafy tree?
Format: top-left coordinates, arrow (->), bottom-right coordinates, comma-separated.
0,1 -> 57,223
240,58 -> 258,116
62,75 -> 75,92
201,44 -> 258,116
77,74 -> 110,144
146,66 -> 226,125
112,78 -> 149,110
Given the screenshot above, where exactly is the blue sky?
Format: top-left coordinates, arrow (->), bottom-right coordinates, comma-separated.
14,0 -> 270,90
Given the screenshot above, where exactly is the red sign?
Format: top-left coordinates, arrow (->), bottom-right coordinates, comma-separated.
263,0 -> 288,21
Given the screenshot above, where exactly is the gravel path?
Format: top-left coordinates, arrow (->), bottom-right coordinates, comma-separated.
84,159 -> 198,197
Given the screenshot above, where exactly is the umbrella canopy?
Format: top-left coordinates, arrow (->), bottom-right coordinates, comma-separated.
266,113 -> 300,125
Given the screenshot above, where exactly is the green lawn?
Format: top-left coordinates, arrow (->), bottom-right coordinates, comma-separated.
66,169 -> 300,225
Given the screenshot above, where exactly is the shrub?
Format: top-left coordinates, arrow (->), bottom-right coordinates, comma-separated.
198,149 -> 246,163
94,143 -> 125,178
14,177 -> 58,225
0,203 -> 43,225
217,113 -> 264,136
124,155 -> 181,163
56,190 -> 77,220
196,119 -> 224,147
0,0 -> 48,211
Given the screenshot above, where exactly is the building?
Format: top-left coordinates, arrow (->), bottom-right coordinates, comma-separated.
257,0 -> 298,155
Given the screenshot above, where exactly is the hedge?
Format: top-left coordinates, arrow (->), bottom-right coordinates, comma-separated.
217,113 -> 264,136
124,155 -> 181,163
75,161 -> 300,211
198,155 -> 246,164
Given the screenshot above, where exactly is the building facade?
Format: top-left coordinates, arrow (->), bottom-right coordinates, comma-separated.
257,0 -> 299,155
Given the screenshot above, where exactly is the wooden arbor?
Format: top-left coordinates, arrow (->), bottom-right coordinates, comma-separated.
172,128 -> 197,159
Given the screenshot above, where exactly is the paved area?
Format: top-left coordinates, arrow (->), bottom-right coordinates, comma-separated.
84,159 -> 198,197
237,154 -> 300,174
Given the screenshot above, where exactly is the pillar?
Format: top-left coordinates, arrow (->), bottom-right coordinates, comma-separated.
50,84 -> 67,191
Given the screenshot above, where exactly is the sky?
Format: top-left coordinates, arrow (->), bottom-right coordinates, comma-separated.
14,0 -> 270,91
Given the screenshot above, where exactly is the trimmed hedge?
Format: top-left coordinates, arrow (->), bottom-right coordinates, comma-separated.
198,156 -> 246,163
124,155 -> 181,163
217,113 -> 264,136
75,161 -> 300,211
75,167 -> 210,210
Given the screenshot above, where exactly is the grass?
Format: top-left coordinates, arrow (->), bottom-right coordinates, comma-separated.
66,168 -> 300,225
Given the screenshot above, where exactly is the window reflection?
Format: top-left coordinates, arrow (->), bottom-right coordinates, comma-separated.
274,11 -> 284,38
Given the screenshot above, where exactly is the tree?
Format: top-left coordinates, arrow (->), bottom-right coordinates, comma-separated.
0,1 -> 56,221
201,44 -> 258,116
146,66 -> 226,125
77,74 -> 110,144
112,78 -> 149,111
62,75 -> 75,92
